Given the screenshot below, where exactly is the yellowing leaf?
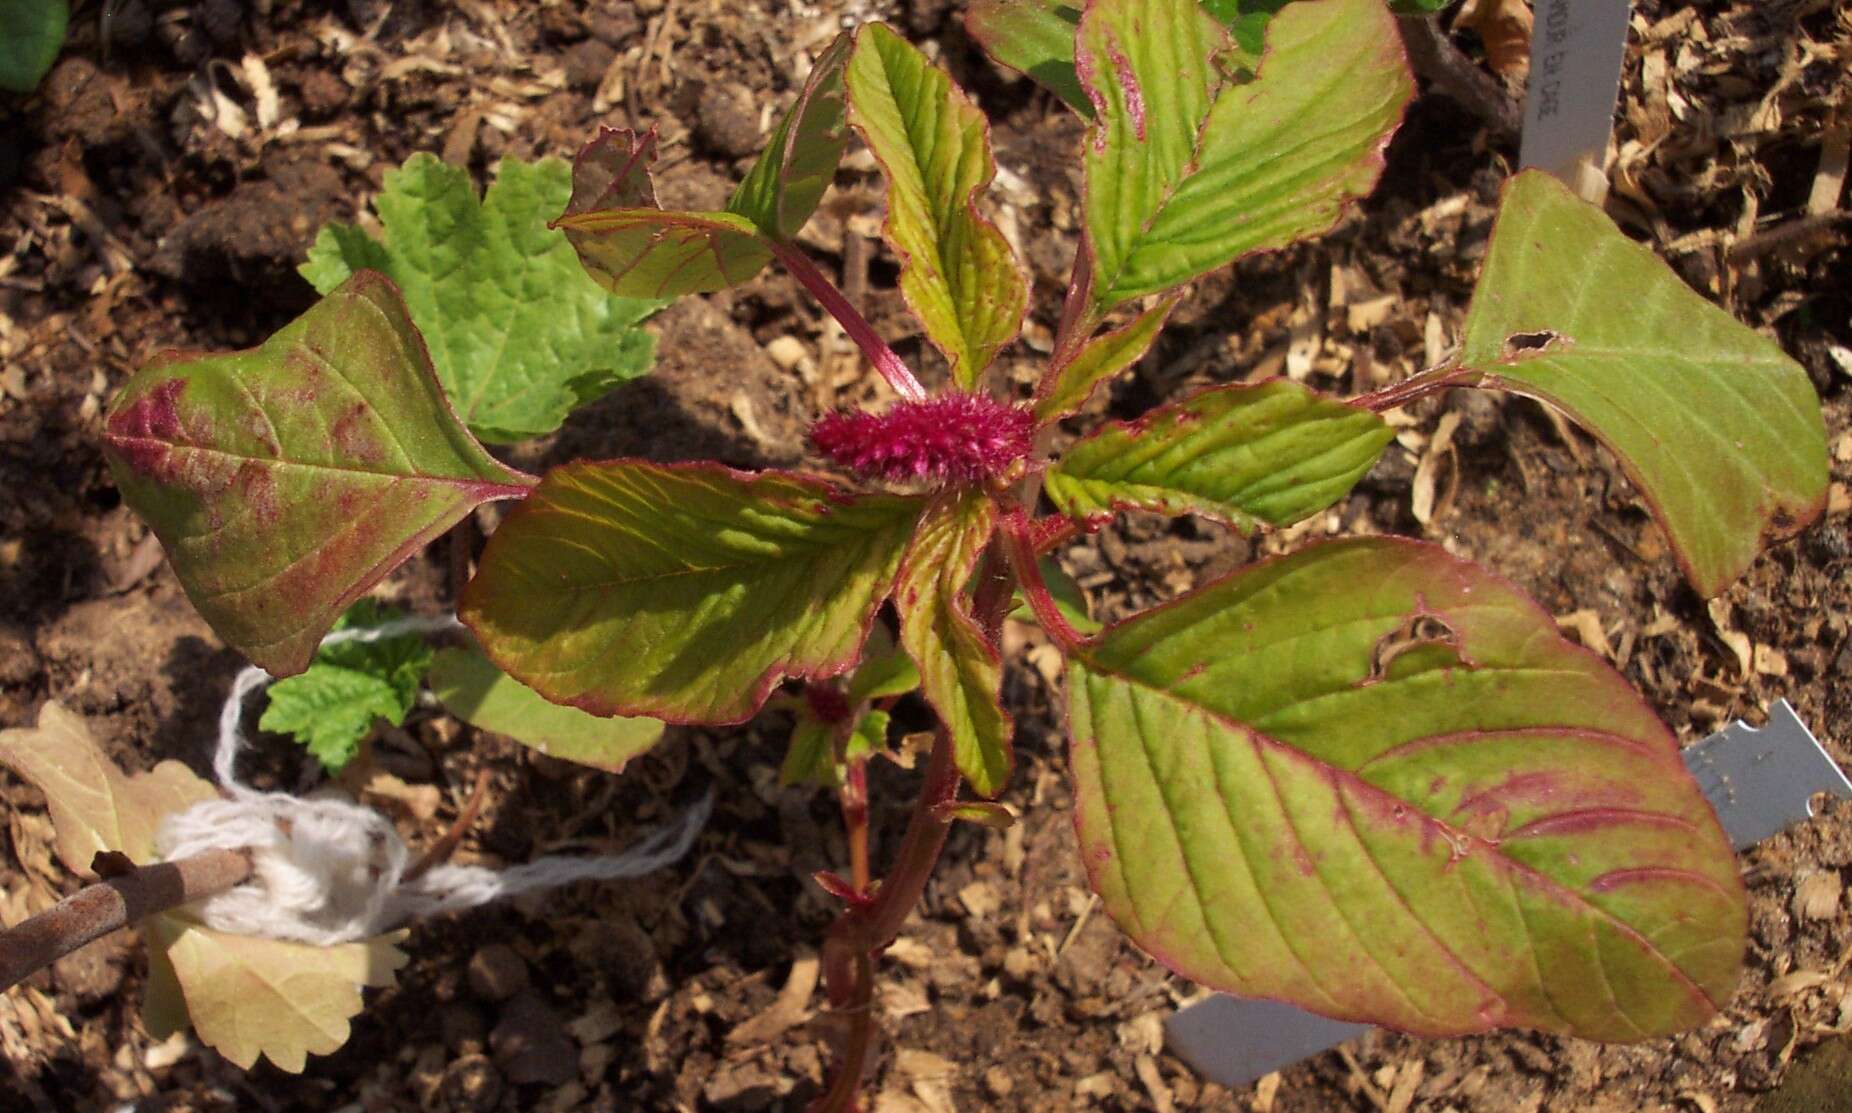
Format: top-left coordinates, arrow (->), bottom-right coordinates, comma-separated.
144,915 -> 408,1072
0,701 -> 216,870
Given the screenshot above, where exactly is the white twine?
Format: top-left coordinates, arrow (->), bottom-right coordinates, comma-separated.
154,615 -> 710,946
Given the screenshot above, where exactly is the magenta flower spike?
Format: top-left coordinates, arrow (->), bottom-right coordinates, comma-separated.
808,394 -> 1035,487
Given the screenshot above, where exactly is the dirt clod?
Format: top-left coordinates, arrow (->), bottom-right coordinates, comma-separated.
466,943 -> 529,1003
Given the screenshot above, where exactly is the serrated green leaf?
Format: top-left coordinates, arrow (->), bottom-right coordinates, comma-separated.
1069,537 -> 1744,1040
1044,380 -> 1392,530
965,0 -> 1091,116
0,0 -> 66,93
729,33 -> 854,240
428,645 -> 663,772
845,23 -> 1028,388
895,490 -> 1012,797
259,600 -> 432,772
555,127 -> 774,298
1034,293 -> 1178,424
1456,172 -> 1828,597
1079,0 -> 1412,310
300,154 -> 658,444
102,272 -> 533,677
846,624 -> 921,704
463,462 -> 920,724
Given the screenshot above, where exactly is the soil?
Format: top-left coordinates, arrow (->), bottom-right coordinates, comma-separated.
2,1 -> 1850,1112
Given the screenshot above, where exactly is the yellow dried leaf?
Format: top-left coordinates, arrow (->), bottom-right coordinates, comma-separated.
145,915 -> 408,1072
0,702 -> 216,870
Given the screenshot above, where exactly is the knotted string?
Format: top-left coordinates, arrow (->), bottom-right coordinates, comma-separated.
153,615 -> 709,945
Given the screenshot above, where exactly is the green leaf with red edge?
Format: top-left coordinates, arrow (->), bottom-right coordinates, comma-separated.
895,490 -> 1012,797
844,22 -> 1029,389
102,272 -> 533,677
1455,171 -> 1828,598
461,461 -> 920,724
1044,380 -> 1392,530
1069,537 -> 1745,1040
1079,0 -> 1412,311
965,0 -> 1091,117
1033,293 -> 1178,424
428,645 -> 664,773
553,127 -> 773,298
729,33 -> 854,240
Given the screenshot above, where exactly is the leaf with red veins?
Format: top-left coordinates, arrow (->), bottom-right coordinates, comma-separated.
103,271 -> 533,676
462,461 -> 921,724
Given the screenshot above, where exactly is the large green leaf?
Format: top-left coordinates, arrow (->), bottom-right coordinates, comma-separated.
554,128 -> 773,298
964,0 -> 1091,117
1079,0 -> 1412,310
895,490 -> 1012,797
461,462 -> 919,724
1457,172 -> 1828,597
1069,538 -> 1745,1040
729,33 -> 854,240
301,155 -> 658,444
428,646 -> 664,772
103,272 -> 533,677
1045,380 -> 1392,529
0,0 -> 65,93
845,23 -> 1029,388
1033,294 -> 1177,424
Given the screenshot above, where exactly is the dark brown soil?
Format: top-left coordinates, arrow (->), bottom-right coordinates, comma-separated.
1,1 -> 1848,1112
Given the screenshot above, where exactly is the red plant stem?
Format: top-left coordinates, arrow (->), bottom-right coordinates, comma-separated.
0,849 -> 252,995
840,758 -> 871,896
1358,364 -> 1474,412
772,241 -> 927,402
1047,242 -> 1100,372
998,509 -> 1086,651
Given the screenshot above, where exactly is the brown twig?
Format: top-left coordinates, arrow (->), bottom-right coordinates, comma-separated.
404,767 -> 494,883
1396,15 -> 1523,142
0,848 -> 252,995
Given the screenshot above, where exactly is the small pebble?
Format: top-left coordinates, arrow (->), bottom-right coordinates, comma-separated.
984,1066 -> 1015,1098
765,335 -> 808,371
697,82 -> 761,159
438,1053 -> 503,1111
467,943 -> 530,1003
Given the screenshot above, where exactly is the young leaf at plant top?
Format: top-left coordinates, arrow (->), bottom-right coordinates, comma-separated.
1044,380 -> 1393,530
0,0 -> 66,93
300,154 -> 659,444
1069,538 -> 1744,1040
555,128 -> 775,298
259,600 -> 434,772
964,0 -> 1091,117
0,703 -> 408,1073
428,644 -> 664,773
844,23 -> 1029,389
1079,0 -> 1413,311
462,461 -> 920,724
728,33 -> 855,241
102,272 -> 533,677
895,491 -> 1013,797
1033,294 -> 1178,424
1452,171 -> 1829,598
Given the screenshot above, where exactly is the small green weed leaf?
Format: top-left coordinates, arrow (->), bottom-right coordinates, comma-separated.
729,33 -> 854,240
846,624 -> 921,704
1458,172 -> 1829,597
1079,0 -> 1412,310
1069,538 -> 1745,1040
1044,380 -> 1392,530
0,701 -> 217,871
781,716 -> 842,787
555,128 -> 773,298
260,600 -> 433,772
845,707 -> 893,763
144,916 -> 408,1072
1033,294 -> 1178,424
895,490 -> 1012,797
102,272 -> 533,677
965,0 -> 1091,116
462,462 -> 920,724
0,0 -> 67,93
1008,555 -> 1101,636
845,23 -> 1029,388
302,154 -> 658,443
428,645 -> 664,772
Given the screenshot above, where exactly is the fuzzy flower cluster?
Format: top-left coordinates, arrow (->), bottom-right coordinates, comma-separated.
809,393 -> 1035,485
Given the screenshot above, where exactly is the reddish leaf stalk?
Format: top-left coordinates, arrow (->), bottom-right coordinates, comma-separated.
840,757 -> 872,895
771,241 -> 928,402
999,509 -> 1086,651
1047,241 -> 1100,372
1359,364 -> 1474,412
0,849 -> 253,995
